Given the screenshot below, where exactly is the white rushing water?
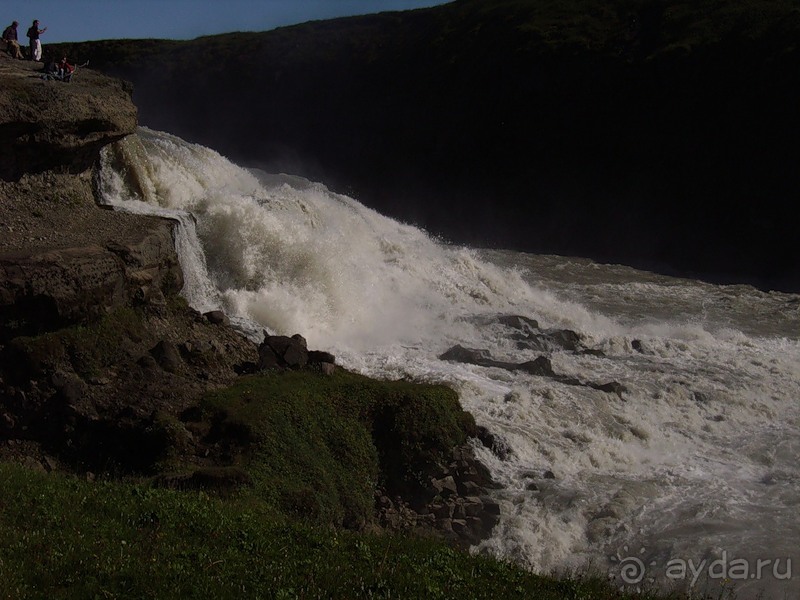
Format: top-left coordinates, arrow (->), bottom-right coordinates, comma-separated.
99,128 -> 800,599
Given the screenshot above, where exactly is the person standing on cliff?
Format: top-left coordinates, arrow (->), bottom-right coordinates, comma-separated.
3,21 -> 24,59
26,19 -> 46,62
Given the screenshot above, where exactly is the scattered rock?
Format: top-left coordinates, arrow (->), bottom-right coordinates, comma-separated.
591,381 -> 627,399
259,334 -> 309,370
0,412 -> 14,432
22,456 -> 44,472
137,354 -> 159,371
150,340 -> 183,373
257,334 -> 337,373
517,356 -> 554,376
439,344 -> 552,377
319,362 -> 336,376
51,370 -> 88,405
373,443 -> 501,547
497,315 -> 540,331
234,361 -> 258,375
476,425 -> 513,460
308,350 -> 336,364
432,475 -> 458,497
203,310 -> 229,326
439,344 -> 492,365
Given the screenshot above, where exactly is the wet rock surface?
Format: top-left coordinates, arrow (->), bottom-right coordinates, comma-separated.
374,444 -> 501,548
439,314 -> 626,399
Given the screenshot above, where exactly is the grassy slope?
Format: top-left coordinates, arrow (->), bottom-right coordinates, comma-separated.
0,463 -> 687,599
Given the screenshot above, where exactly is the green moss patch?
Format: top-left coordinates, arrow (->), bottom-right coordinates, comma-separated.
194,370 -> 476,528
7,306 -> 144,382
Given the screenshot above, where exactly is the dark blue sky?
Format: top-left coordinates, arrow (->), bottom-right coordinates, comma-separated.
3,1 -> 451,43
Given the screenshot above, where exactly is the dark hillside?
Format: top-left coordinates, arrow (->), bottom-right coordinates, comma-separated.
54,0 -> 800,290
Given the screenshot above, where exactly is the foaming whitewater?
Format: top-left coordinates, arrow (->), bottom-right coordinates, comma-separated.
99,128 -> 800,599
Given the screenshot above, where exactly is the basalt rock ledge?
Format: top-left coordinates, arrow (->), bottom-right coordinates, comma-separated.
0,58 -> 136,181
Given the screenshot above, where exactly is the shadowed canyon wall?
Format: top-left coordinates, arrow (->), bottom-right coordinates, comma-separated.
54,0 -> 800,290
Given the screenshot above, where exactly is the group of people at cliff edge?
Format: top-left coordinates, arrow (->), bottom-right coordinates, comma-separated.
2,19 -> 47,61
3,19 -> 76,82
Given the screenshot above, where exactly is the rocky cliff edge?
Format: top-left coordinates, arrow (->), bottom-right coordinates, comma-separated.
0,54 -> 259,462
0,57 -> 136,181
0,56 -> 181,340
0,54 -> 500,548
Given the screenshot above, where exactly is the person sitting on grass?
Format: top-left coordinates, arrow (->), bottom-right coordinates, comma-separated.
58,56 -> 75,81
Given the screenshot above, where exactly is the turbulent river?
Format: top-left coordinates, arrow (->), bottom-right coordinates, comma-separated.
99,128 -> 800,599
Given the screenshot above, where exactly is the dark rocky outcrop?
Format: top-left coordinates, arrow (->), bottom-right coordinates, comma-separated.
257,333 -> 337,374
374,444 -> 500,548
440,344 -> 556,377
0,57 -> 257,472
440,314 -> 626,399
440,342 -> 627,399
0,222 -> 182,340
476,425 -> 513,461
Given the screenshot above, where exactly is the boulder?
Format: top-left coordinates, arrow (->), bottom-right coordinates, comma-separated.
517,356 -> 554,376
150,340 -> 183,374
258,334 -> 310,370
497,315 -> 540,331
308,350 -> 336,364
439,344 -> 554,379
476,426 -> 514,461
432,475 -> 458,497
591,381 -> 628,399
203,310 -> 229,326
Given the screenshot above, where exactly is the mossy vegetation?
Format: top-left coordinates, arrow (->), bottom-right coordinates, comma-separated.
198,371 -> 381,527
188,370 -> 476,528
6,306 -> 144,381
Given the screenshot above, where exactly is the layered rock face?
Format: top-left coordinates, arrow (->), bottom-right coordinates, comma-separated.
0,58 -> 182,340
0,59 -> 136,181
0,55 -> 257,467
0,217 -> 182,340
